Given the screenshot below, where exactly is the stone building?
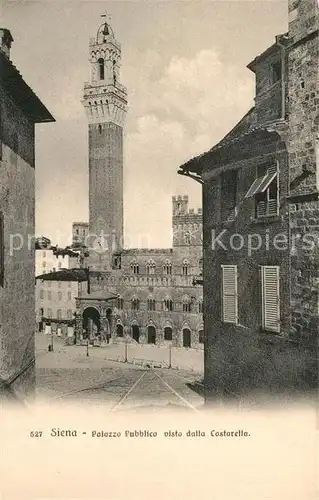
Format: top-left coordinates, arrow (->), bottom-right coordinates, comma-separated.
36,269 -> 88,334
0,29 -> 54,401
72,222 -> 89,247
178,0 -> 318,401
35,241 -> 80,276
75,18 -> 203,348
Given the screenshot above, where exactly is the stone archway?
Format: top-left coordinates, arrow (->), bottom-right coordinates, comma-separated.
82,307 -> 101,339
164,326 -> 172,341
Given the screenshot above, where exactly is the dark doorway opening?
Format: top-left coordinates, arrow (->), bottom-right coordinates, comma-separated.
116,324 -> 124,337
164,327 -> 172,341
132,325 -> 140,343
148,326 -> 156,344
183,328 -> 191,348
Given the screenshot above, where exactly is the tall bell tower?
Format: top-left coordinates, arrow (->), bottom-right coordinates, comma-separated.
82,15 -> 127,270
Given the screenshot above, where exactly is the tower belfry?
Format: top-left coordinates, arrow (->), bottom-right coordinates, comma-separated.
82,15 -> 128,270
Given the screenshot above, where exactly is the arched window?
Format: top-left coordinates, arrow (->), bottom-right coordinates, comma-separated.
163,260 -> 172,275
164,327 -> 172,341
98,58 -> 105,80
67,309 -> 73,320
184,232 -> 191,245
131,298 -> 140,311
198,329 -> 204,344
146,259 -> 156,275
57,309 -> 62,320
147,298 -> 156,311
163,298 -> 173,312
182,297 -> 192,313
117,297 -> 124,309
131,261 -> 139,275
182,259 -> 189,276
47,309 -> 52,319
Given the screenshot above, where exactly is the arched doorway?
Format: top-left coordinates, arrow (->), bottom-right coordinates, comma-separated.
132,324 -> 140,343
183,328 -> 191,348
82,307 -> 101,339
116,324 -> 124,337
164,327 -> 172,341
148,326 -> 156,344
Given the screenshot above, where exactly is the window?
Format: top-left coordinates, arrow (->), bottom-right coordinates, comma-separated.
163,260 -> 172,275
221,265 -> 238,324
198,300 -> 203,314
0,211 -> 4,287
40,290 -> 45,299
147,298 -> 156,311
131,261 -> 139,274
42,261 -> 46,268
245,163 -> 279,218
58,262 -> 62,269
184,232 -> 191,245
58,291 -> 62,301
47,281 -> 51,288
221,170 -> 238,221
182,259 -> 189,276
67,291 -> 72,300
261,266 -> 280,333
146,259 -> 156,275
131,298 -> 140,311
47,309 -> 52,319
57,309 -> 62,320
271,61 -> 282,84
163,299 -> 173,312
198,330 -> 204,344
98,58 -> 105,80
183,302 -> 192,313
117,297 -> 123,309
48,291 -> 52,300
67,309 -> 73,320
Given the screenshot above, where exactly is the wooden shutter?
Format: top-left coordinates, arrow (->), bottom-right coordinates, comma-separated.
261,266 -> 280,332
221,265 -> 238,324
0,211 -> 4,287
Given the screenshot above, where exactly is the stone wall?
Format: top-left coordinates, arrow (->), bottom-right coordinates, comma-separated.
0,88 -> 36,401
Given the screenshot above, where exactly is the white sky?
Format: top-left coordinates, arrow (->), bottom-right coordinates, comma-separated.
2,1 -> 287,248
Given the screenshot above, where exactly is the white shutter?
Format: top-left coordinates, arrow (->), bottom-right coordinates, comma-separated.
261,266 -> 280,333
221,265 -> 238,324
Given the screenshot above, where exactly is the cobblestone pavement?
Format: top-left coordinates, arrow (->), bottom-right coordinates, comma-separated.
36,333 -> 204,411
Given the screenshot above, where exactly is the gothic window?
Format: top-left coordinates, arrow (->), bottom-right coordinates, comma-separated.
98,124 -> 102,134
184,232 -> 191,245
182,259 -> 189,276
131,261 -> 139,275
163,260 -> 172,275
163,299 -> 173,312
147,298 -> 156,311
198,300 -> 203,314
131,298 -> 140,311
98,58 -> 105,80
117,297 -> 123,309
146,259 -> 156,275
182,297 -> 192,313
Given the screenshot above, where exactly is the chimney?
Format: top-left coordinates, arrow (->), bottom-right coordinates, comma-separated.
0,29 -> 13,59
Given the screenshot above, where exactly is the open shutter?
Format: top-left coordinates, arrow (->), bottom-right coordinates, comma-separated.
221,265 -> 238,324
261,266 -> 280,332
